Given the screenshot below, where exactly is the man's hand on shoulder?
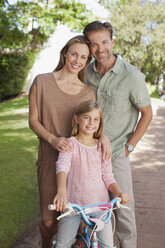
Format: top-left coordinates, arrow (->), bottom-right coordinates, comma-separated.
98,134 -> 112,160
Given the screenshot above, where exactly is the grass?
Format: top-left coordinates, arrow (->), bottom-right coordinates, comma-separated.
0,95 -> 39,248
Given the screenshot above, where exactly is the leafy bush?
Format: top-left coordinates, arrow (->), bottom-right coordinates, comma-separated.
0,51 -> 36,101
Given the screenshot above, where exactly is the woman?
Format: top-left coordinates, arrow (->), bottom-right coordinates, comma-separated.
29,35 -> 111,248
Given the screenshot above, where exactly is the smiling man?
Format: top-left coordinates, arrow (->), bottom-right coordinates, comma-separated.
83,21 -> 152,248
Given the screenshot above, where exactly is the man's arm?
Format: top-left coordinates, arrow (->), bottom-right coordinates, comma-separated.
125,104 -> 153,156
97,134 -> 112,160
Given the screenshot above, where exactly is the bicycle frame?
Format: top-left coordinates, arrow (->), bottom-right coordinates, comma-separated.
49,197 -> 129,248
71,199 -> 118,248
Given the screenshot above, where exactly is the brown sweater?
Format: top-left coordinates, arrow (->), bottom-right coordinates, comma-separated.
33,72 -> 96,167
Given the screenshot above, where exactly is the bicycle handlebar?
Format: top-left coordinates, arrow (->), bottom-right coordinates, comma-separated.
48,197 -> 129,227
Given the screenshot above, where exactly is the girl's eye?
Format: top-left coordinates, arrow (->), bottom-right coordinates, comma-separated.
95,118 -> 100,122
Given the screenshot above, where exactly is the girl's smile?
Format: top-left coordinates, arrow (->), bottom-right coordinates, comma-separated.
75,109 -> 100,136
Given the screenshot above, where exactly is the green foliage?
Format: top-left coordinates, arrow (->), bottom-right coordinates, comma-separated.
0,0 -> 95,52
0,0 -> 96,101
0,51 -> 36,101
0,96 -> 39,248
141,0 -> 165,83
146,83 -> 160,99
99,0 -> 165,82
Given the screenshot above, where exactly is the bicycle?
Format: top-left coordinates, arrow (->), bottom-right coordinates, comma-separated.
48,197 -> 130,248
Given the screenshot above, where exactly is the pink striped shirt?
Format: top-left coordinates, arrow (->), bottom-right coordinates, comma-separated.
56,137 -> 116,206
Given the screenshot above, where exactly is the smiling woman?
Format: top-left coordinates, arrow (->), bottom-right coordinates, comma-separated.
53,42 -> 91,95
28,35 -> 96,247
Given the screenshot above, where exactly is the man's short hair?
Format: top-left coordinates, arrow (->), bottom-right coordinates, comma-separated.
83,21 -> 113,40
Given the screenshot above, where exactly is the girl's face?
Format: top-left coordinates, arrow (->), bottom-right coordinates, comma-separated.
64,43 -> 89,74
75,109 -> 101,136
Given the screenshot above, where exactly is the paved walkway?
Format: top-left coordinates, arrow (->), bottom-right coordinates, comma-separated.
131,114 -> 165,248
11,100 -> 165,248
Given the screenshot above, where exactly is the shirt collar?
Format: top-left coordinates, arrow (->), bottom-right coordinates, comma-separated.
92,54 -> 122,74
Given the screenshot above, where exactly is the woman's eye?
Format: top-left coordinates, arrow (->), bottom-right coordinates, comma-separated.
71,52 -> 77,56
82,56 -> 87,60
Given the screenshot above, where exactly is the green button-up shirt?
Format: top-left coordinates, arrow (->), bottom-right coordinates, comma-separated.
84,55 -> 151,160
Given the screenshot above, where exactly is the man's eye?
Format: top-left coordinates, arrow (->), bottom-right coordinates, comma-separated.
90,43 -> 96,47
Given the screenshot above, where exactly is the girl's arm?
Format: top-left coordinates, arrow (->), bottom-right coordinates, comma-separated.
108,183 -> 129,204
53,148 -> 73,211
101,157 -> 129,204
53,172 -> 67,212
29,83 -> 72,152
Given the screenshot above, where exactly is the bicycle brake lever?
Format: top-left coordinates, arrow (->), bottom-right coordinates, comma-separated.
57,203 -> 75,220
116,201 -> 130,210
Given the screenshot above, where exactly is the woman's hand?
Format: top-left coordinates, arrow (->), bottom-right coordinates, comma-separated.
120,193 -> 130,204
98,134 -> 112,160
50,136 -> 72,152
53,190 -> 67,212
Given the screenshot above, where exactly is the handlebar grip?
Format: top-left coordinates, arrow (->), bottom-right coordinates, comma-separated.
116,197 -> 121,202
48,204 -> 56,210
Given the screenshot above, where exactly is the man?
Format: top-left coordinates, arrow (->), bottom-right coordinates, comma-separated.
83,21 -> 152,248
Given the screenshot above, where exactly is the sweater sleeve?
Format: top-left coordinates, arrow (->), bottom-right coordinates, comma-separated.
56,151 -> 73,175
101,157 -> 116,189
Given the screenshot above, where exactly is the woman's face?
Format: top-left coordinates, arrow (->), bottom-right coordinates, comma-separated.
64,42 -> 90,74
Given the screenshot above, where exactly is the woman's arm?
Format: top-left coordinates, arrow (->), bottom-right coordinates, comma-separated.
53,172 -> 67,212
29,83 -> 72,152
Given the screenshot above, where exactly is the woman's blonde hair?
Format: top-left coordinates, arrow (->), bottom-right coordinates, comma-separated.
54,35 -> 92,81
71,100 -> 103,139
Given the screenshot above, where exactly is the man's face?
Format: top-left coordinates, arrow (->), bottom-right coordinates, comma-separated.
87,29 -> 114,64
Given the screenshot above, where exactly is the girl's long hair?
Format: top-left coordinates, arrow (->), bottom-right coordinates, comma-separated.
71,100 -> 103,139
54,35 -> 92,82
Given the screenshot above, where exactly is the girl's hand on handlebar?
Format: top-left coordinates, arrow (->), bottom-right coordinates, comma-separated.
120,193 -> 130,204
53,191 -> 67,212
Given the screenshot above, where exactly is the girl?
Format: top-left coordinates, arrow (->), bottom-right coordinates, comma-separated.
53,100 -> 129,248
